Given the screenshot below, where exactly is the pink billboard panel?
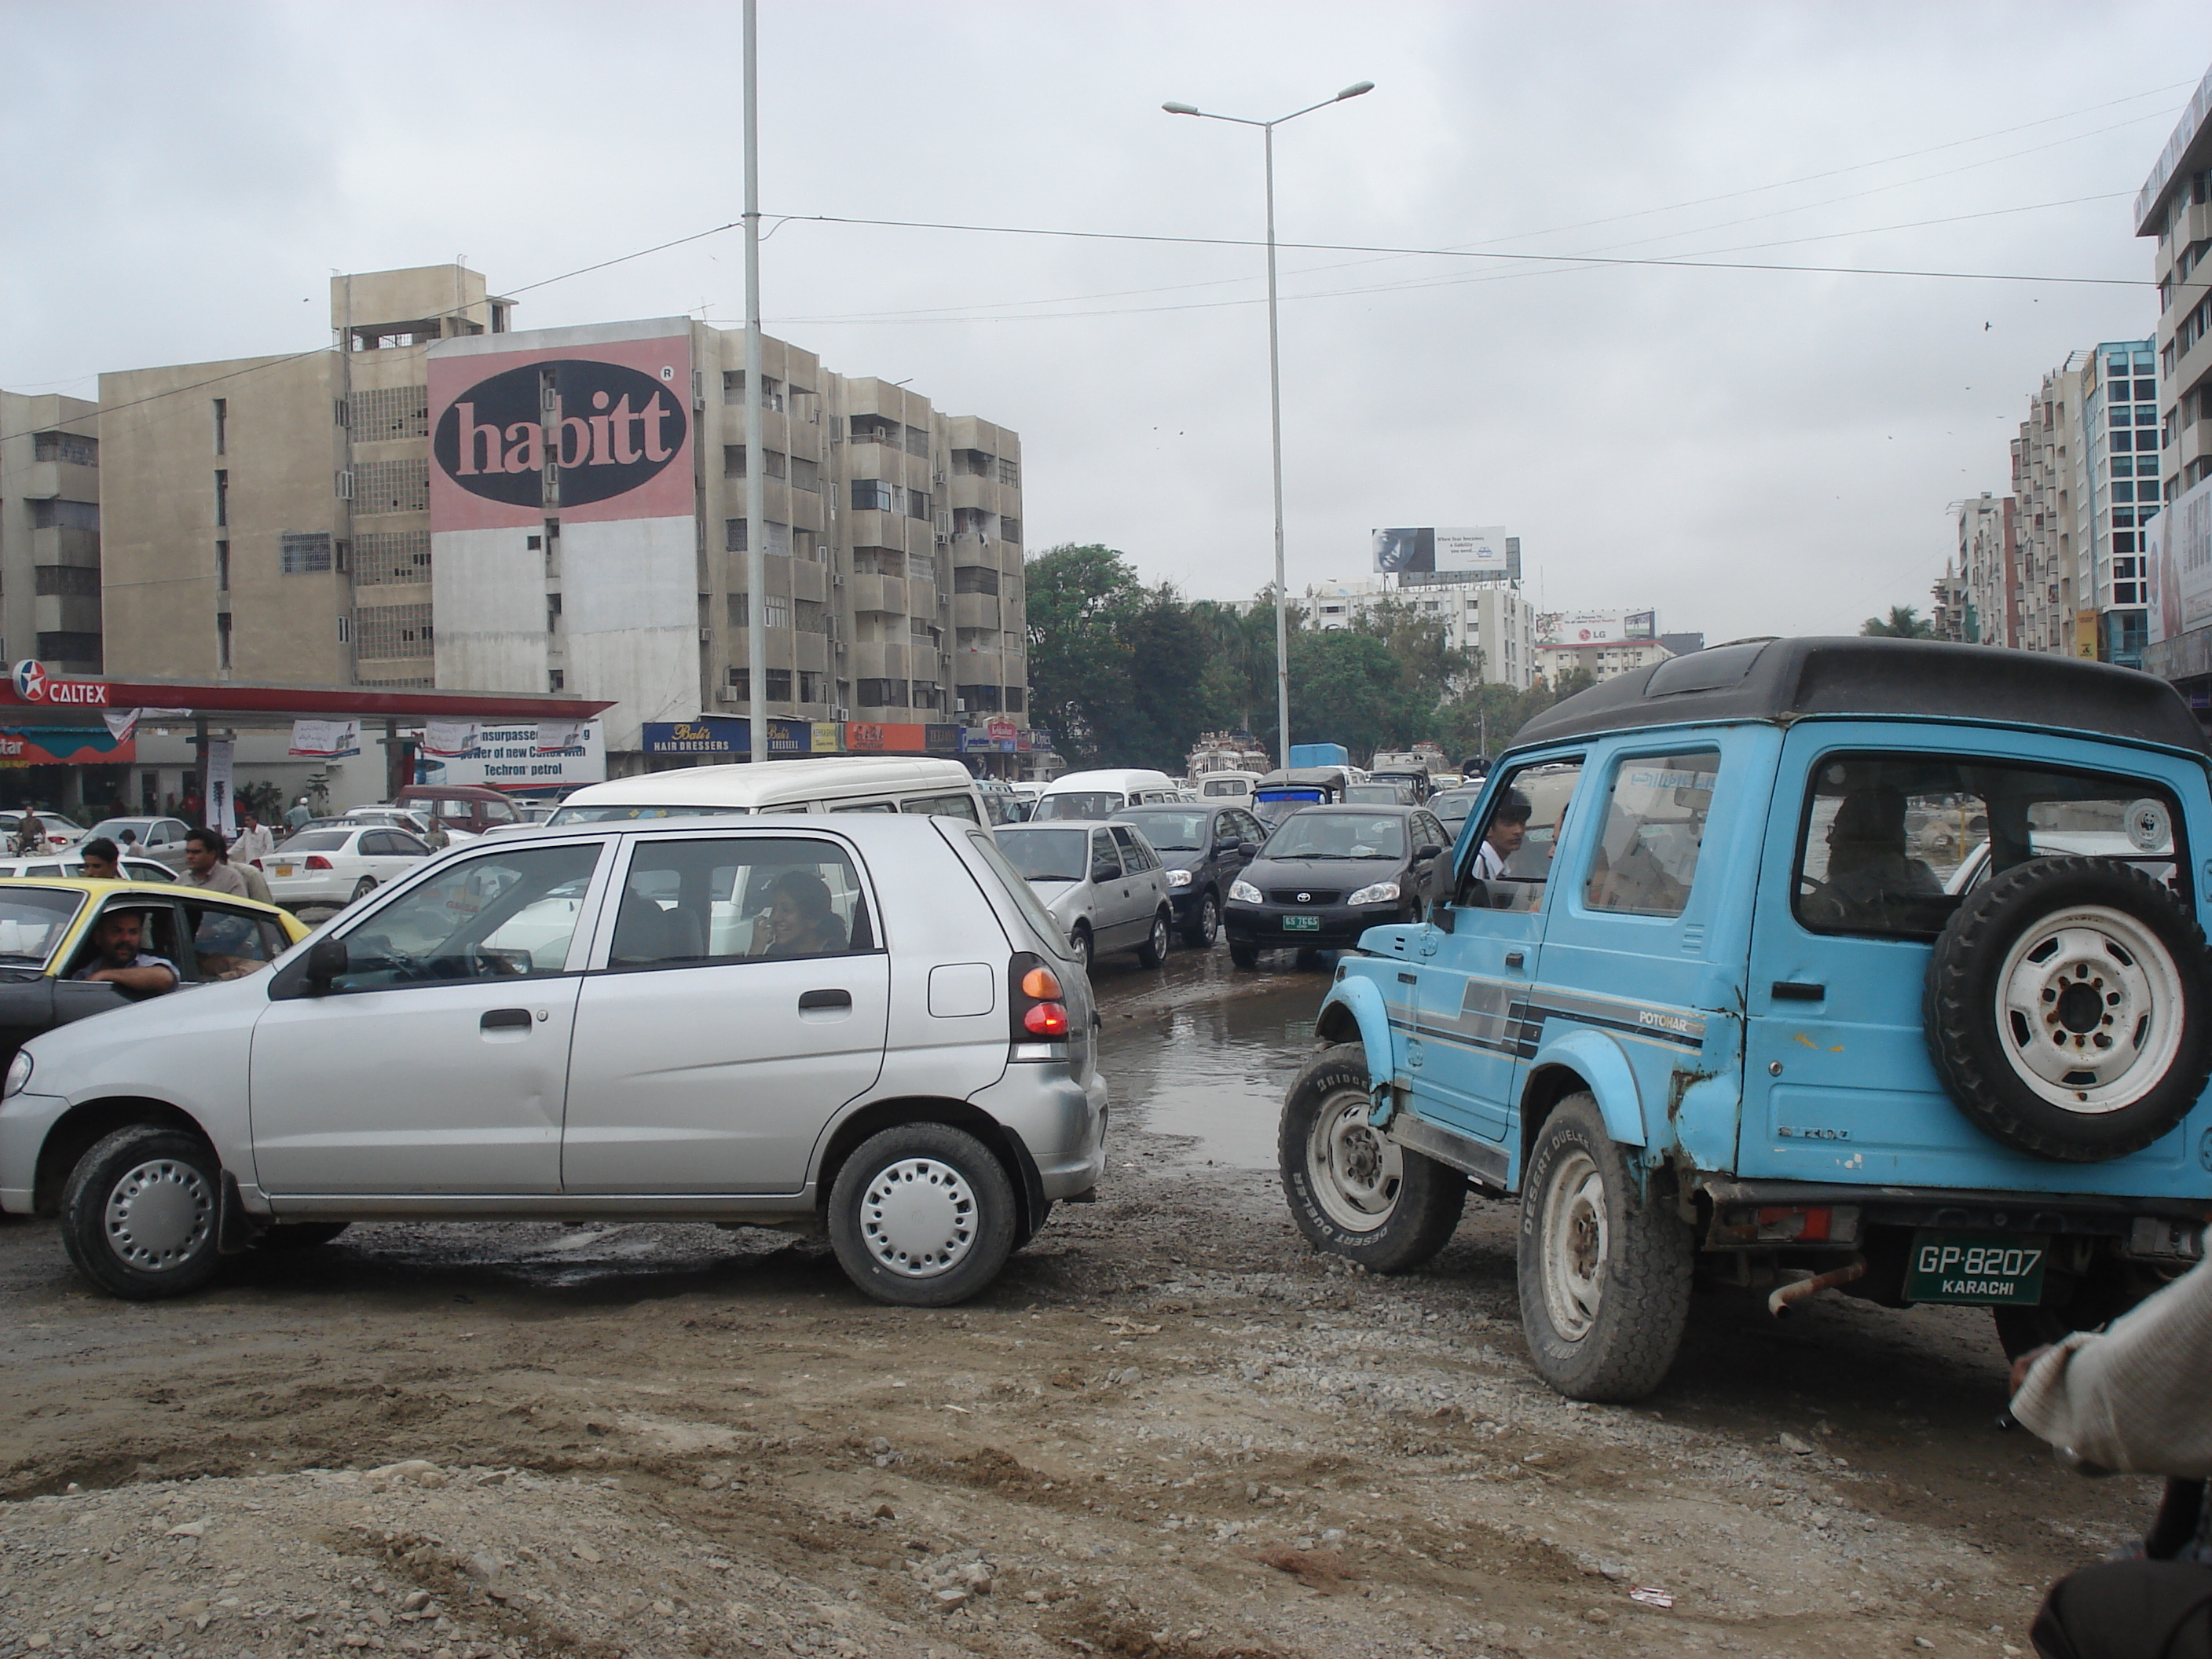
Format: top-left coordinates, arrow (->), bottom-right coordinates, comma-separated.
427,328 -> 694,532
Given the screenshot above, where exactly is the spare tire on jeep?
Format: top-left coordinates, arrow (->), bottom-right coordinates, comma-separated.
1924,855 -> 2212,1163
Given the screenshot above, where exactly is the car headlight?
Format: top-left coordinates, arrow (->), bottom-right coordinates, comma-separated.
1166,868 -> 1192,888
1348,881 -> 1401,906
4,1050 -> 31,1099
1229,879 -> 1262,904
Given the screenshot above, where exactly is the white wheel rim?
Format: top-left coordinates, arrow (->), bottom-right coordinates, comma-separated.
1305,1088 -> 1402,1232
104,1157 -> 213,1271
859,1157 -> 978,1278
1994,903 -> 2185,1113
1539,1149 -> 1607,1341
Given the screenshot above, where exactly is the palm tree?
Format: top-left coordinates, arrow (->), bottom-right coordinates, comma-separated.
1861,606 -> 1935,639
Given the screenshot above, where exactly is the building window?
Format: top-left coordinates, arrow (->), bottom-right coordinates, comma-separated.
548,592 -> 562,632
35,632 -> 101,668
32,430 -> 98,467
1003,687 -> 1024,712
727,592 -> 749,627
216,540 -> 229,592
906,488 -> 932,522
764,593 -> 791,630
799,671 -> 825,704
218,612 -> 233,670
794,599 -> 827,634
348,384 -> 430,441
280,532 -> 334,574
852,547 -> 905,578
997,456 -> 1020,488
214,471 -> 229,527
954,566 -> 1001,595
952,449 -> 992,478
908,551 -> 936,588
851,479 -> 894,513
790,456 -> 820,493
1000,517 -> 1021,544
354,602 -> 434,659
353,529 -> 431,585
858,678 -> 906,708
549,670 -> 565,691
351,458 -> 429,515
911,681 -> 941,709
28,498 -> 99,532
336,613 -> 353,644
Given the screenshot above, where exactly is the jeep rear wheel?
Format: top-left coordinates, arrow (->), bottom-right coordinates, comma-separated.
1926,857 -> 2212,1163
60,1126 -> 225,1300
1516,1094 -> 1691,1401
1280,1044 -> 1464,1273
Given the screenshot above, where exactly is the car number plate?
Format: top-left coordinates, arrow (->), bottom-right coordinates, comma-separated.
273,865 -> 294,877
1905,1231 -> 2048,1306
1283,914 -> 1320,932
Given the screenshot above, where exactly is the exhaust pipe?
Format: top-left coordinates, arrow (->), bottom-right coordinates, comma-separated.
1767,1258 -> 1866,1318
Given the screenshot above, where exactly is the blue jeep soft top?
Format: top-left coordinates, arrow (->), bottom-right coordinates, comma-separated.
1281,636 -> 2212,1401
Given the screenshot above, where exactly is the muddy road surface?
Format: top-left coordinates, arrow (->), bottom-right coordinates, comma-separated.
0,947 -> 2159,1659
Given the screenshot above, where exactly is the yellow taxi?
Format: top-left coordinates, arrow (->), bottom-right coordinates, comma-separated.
0,878 -> 311,1061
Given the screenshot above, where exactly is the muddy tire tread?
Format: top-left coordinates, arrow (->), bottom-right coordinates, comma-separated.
1279,1043 -> 1465,1273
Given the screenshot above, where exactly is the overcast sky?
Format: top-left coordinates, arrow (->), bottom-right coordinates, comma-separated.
6,2 -> 2209,643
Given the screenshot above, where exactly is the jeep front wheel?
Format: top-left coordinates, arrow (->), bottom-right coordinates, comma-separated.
1279,1044 -> 1464,1273
60,1125 -> 225,1300
1517,1094 -> 1691,1401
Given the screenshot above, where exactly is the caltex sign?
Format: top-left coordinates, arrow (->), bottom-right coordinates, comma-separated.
7,661 -> 108,705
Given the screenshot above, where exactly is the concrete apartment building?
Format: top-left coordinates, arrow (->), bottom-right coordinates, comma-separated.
1533,638 -> 1672,687
0,390 -> 103,675
1939,493 -> 2016,646
1306,576 -> 1536,689
2141,65 -> 2212,709
96,264 -> 1028,771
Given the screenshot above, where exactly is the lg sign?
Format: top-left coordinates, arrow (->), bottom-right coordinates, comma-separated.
432,359 -> 688,509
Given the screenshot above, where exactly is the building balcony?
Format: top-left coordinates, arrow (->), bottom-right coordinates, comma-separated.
851,642 -> 909,680
948,533 -> 1002,569
847,573 -> 907,615
953,593 -> 1002,631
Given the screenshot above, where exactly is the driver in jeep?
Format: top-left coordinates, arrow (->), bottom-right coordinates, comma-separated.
1815,784 -> 1940,929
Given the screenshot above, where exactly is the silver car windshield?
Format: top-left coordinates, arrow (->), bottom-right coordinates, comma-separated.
994,828 -> 1090,883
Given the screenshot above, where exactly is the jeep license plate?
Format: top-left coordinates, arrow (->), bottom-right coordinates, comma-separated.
1282,914 -> 1320,932
1905,1231 -> 2048,1306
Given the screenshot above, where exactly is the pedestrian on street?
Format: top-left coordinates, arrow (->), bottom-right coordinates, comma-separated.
2010,1255 -> 2212,1657
284,797 -> 313,832
231,808 -> 276,866
182,827 -> 251,898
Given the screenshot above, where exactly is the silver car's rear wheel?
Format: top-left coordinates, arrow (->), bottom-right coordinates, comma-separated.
828,1122 -> 1019,1307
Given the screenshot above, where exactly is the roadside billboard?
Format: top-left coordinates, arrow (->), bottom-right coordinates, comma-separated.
1538,610 -> 1657,646
1372,526 -> 1517,580
416,721 -> 607,790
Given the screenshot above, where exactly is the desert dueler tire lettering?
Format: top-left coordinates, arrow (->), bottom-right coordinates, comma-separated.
1279,1043 -> 1464,1273
60,1125 -> 226,1300
1925,856 -> 2212,1164
1516,1093 -> 1692,1403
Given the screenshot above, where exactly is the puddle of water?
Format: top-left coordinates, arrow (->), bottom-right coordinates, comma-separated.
1102,978 -> 1328,1170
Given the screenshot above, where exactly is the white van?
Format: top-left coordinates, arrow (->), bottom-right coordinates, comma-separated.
547,756 -> 987,826
1195,769 -> 1259,801
1031,768 -> 1184,821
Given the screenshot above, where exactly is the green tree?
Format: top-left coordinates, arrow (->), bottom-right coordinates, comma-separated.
1288,630 -> 1430,761
1861,605 -> 1935,639
1024,544 -> 1212,770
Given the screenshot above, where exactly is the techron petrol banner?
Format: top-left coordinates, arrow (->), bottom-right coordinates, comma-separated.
427,322 -> 694,530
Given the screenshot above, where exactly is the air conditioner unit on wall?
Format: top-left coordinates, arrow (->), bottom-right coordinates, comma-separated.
833,705 -> 849,720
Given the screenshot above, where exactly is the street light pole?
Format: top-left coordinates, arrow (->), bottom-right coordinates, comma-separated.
1165,81 -> 1372,771
743,0 -> 767,766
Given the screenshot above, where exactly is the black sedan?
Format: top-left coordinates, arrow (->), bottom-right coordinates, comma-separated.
1223,804 -> 1452,968
1110,802 -> 1267,947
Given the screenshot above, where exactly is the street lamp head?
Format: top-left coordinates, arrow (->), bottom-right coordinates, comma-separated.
1162,101 -> 1201,116
1336,81 -> 1375,101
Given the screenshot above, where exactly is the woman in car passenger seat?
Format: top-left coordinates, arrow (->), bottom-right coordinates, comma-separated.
750,870 -> 847,958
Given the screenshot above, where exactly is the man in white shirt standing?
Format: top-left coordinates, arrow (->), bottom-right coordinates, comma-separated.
231,808 -> 276,867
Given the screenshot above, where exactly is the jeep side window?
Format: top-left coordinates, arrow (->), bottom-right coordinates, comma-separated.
1795,753 -> 2185,939
1584,751 -> 1721,918
1457,758 -> 1584,910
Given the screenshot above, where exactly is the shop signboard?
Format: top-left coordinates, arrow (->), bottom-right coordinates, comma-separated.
2,664 -> 110,707
2148,475 -> 2212,643
845,722 -> 928,753
0,725 -> 137,767
925,724 -> 960,753
643,718 -> 747,756
417,720 -> 606,789
986,718 -> 1017,744
811,722 -> 843,754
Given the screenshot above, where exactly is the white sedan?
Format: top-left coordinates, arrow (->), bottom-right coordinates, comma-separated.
262,825 -> 436,906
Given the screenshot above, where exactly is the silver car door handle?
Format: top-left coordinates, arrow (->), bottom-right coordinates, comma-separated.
799,988 -> 852,1013
480,1008 -> 531,1031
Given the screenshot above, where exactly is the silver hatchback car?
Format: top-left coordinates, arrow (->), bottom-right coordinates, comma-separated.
0,815 -> 1107,1308
990,819 -> 1174,973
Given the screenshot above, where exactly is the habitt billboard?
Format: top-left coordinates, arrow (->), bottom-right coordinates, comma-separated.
1371,526 -> 1518,580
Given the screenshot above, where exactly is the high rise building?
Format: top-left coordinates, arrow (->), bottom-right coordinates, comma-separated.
1306,576 -> 1536,689
95,265 -> 1029,774
0,390 -> 102,675
1945,492 -> 2015,647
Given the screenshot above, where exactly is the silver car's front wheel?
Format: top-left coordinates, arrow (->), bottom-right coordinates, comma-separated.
828,1122 -> 1019,1307
60,1126 -> 226,1300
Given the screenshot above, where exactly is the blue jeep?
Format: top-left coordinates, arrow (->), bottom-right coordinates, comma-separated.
1282,637 -> 2212,1401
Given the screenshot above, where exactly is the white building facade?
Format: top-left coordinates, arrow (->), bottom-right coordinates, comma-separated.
1306,577 -> 1536,690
